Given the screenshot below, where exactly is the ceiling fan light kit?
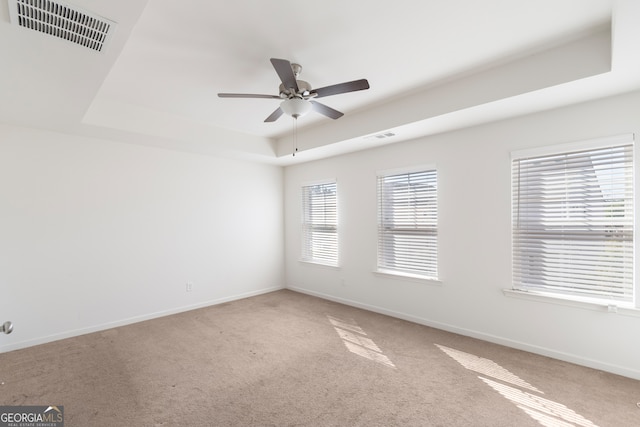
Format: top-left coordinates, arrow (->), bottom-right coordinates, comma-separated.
218,58 -> 370,123
280,98 -> 312,118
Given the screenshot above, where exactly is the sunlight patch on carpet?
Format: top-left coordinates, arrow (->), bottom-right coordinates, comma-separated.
437,344 -> 598,427
328,315 -> 395,368
435,344 -> 541,392
481,377 -> 598,427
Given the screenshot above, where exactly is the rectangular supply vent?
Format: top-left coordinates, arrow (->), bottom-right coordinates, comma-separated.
364,131 -> 396,140
374,132 -> 396,139
8,0 -> 116,52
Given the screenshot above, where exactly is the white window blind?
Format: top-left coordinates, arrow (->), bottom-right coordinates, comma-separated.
301,181 -> 338,266
512,140 -> 634,303
378,169 -> 438,278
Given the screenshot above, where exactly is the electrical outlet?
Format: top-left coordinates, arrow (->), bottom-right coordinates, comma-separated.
186,282 -> 193,292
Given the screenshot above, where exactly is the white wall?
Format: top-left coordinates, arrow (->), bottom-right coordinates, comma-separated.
0,124 -> 284,351
284,90 -> 640,380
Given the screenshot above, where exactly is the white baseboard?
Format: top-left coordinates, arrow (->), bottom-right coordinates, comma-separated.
288,286 -> 640,381
1,286 -> 284,353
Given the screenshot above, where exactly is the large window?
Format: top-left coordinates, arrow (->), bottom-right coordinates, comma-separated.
512,135 -> 634,304
301,181 -> 338,266
377,168 -> 438,279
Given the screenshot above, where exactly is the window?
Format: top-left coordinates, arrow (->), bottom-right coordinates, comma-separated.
377,168 -> 438,279
512,135 -> 634,304
301,181 -> 338,266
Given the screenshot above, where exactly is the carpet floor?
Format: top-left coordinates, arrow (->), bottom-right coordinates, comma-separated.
1,289 -> 639,426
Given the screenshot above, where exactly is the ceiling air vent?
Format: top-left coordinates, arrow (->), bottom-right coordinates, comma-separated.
7,0 -> 116,52
374,132 -> 396,139
364,132 -> 396,140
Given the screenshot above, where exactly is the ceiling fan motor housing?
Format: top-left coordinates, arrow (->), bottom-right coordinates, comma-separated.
279,80 -> 313,99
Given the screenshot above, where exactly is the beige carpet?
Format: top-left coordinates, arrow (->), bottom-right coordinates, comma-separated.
1,290 -> 638,426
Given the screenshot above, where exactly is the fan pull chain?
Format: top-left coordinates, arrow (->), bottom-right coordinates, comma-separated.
292,117 -> 299,156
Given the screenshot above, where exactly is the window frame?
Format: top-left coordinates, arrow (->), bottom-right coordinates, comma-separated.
510,134 -> 636,308
300,179 -> 339,267
376,165 -> 439,281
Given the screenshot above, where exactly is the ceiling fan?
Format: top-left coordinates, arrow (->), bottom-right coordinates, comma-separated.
218,58 -> 370,123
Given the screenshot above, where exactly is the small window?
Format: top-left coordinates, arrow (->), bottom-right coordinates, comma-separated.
301,181 -> 338,266
511,135 -> 634,304
377,168 -> 438,279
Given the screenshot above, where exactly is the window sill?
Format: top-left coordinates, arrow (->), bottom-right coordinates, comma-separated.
502,289 -> 640,317
374,269 -> 442,285
299,259 -> 340,270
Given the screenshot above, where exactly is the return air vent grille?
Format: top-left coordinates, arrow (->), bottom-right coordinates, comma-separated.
8,0 -> 116,52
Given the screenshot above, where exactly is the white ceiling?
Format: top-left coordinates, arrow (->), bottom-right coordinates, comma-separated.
2,0 -> 640,165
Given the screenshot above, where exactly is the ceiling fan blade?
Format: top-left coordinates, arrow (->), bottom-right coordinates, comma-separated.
218,93 -> 281,99
310,79 -> 370,99
310,101 -> 344,120
270,58 -> 299,92
264,107 -> 284,122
